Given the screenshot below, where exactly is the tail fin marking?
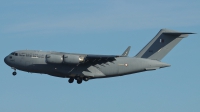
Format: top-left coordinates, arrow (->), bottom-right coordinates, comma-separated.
135,29 -> 195,60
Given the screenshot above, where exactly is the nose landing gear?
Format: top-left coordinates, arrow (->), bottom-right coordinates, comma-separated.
12,72 -> 17,76
12,67 -> 17,76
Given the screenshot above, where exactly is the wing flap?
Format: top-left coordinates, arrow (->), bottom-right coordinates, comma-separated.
83,55 -> 119,64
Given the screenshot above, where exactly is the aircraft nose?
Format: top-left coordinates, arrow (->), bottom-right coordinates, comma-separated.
4,56 -> 9,65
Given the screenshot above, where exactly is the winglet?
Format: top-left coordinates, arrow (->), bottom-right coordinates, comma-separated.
122,46 -> 131,57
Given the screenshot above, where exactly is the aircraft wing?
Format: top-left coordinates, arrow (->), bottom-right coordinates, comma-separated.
82,46 -> 132,64
83,54 -> 120,64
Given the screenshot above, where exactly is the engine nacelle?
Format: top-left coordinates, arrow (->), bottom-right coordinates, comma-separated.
46,54 -> 63,64
63,54 -> 85,64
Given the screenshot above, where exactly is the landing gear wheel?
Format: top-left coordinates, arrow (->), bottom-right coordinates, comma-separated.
75,76 -> 83,84
83,77 -> 89,82
77,79 -> 82,84
11,67 -> 17,76
68,78 -> 74,83
12,72 -> 17,76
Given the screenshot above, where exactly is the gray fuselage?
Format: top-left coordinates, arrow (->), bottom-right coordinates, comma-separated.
4,50 -> 170,79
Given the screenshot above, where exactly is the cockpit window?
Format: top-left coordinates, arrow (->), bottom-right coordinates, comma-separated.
19,53 -> 26,56
10,52 -> 18,56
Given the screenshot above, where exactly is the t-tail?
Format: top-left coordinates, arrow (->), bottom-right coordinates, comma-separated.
135,29 -> 195,61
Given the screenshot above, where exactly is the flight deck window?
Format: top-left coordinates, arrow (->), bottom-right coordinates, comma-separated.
26,54 -> 32,57
14,53 -> 18,56
33,54 -> 38,57
19,53 -> 26,56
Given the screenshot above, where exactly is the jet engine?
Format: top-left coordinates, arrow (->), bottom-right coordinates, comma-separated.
63,54 -> 85,64
46,54 -> 63,64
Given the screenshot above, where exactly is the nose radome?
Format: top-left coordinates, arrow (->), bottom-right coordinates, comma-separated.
4,56 -> 8,65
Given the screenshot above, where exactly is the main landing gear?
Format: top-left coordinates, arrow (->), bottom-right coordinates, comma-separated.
68,78 -> 74,83
68,76 -> 89,84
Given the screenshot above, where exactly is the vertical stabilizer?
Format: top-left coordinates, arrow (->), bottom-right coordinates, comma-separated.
135,29 -> 195,60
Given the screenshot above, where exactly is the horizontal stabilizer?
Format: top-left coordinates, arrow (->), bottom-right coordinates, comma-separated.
163,32 -> 195,36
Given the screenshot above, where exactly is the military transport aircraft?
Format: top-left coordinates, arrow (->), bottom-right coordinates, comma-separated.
4,29 -> 195,84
